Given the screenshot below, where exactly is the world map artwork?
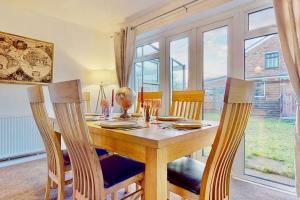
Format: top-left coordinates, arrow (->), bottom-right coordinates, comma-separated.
0,32 -> 53,84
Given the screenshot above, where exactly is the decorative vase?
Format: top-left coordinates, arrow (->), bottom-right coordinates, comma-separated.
115,87 -> 136,118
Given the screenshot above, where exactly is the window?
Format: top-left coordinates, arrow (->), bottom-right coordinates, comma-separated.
245,34 -> 296,187
133,42 -> 160,92
203,26 -> 228,122
170,37 -> 189,91
133,1 -> 296,192
248,7 -> 276,31
265,52 -> 279,68
201,25 -> 228,158
136,42 -> 159,58
134,59 -> 160,92
255,81 -> 265,97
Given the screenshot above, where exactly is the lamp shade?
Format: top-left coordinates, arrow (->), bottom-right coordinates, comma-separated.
85,69 -> 117,85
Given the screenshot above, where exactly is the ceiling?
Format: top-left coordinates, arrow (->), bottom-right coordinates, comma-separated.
1,0 -> 173,33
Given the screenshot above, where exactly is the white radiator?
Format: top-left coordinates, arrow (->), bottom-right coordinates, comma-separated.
0,115 -> 44,160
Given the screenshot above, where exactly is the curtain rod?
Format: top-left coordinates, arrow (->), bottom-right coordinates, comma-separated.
110,0 -> 199,38
131,0 -> 200,30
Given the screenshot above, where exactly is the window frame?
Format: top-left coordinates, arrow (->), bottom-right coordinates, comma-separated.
254,81 -> 266,98
244,5 -> 278,40
238,3 -> 296,192
264,51 -> 279,69
247,7 -> 277,32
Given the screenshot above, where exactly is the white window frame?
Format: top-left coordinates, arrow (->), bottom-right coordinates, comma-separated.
234,2 -> 296,193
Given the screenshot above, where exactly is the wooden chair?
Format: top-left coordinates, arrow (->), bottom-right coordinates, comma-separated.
82,91 -> 92,113
167,78 -> 255,200
136,91 -> 162,116
48,80 -> 144,200
27,85 -> 72,200
170,90 -> 205,120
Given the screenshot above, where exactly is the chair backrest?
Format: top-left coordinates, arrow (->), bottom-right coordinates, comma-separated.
136,91 -> 162,116
200,78 -> 255,200
48,80 -> 105,199
27,86 -> 64,178
82,91 -> 92,113
170,90 -> 205,120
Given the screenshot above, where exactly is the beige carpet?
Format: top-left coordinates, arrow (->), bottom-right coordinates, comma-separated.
0,159 -> 296,200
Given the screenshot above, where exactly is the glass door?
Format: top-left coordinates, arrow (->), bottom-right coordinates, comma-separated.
202,26 -> 228,122
166,31 -> 193,114
237,6 -> 296,191
195,21 -> 230,160
244,34 -> 296,187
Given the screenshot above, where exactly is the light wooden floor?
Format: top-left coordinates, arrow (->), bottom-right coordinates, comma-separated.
0,158 -> 296,200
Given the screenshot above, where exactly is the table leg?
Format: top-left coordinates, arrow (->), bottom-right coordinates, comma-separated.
145,147 -> 168,200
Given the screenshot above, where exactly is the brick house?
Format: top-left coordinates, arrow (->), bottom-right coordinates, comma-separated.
204,34 -> 296,118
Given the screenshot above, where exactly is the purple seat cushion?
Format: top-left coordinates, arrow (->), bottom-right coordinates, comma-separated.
62,148 -> 108,166
100,154 -> 145,188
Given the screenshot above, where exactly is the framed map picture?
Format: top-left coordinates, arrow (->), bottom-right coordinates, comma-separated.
0,31 -> 54,85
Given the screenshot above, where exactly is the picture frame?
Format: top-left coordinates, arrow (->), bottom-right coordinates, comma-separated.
0,31 -> 54,85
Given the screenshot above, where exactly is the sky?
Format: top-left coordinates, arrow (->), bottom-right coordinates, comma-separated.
169,26 -> 228,82
203,26 -> 228,80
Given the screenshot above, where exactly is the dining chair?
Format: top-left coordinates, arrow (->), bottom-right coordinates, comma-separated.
170,90 -> 205,120
82,91 -> 92,113
167,78 -> 255,200
48,80 -> 145,200
27,85 -> 72,200
27,86 -> 109,200
136,91 -> 162,116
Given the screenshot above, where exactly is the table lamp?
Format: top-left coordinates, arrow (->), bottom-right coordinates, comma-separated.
85,69 -> 117,113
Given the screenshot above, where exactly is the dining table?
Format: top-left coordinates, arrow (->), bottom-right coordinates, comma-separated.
51,117 -> 218,200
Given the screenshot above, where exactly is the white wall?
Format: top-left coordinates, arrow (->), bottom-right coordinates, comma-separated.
0,4 -> 116,116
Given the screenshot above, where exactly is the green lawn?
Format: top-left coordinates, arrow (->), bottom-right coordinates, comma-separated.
205,112 -> 296,178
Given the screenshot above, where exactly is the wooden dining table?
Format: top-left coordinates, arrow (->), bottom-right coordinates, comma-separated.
52,118 -> 218,200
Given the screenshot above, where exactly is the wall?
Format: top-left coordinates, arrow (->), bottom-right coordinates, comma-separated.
0,4 -> 116,116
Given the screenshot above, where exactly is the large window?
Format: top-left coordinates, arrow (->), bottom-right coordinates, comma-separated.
244,7 -> 296,187
131,1 -> 296,192
133,42 -> 160,92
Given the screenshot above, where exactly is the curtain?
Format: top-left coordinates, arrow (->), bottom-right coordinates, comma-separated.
114,27 -> 136,88
273,0 -> 300,197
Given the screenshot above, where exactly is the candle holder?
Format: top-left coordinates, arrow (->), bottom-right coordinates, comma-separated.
102,105 -> 113,119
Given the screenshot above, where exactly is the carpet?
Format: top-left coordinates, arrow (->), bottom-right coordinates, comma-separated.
0,159 -> 296,200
